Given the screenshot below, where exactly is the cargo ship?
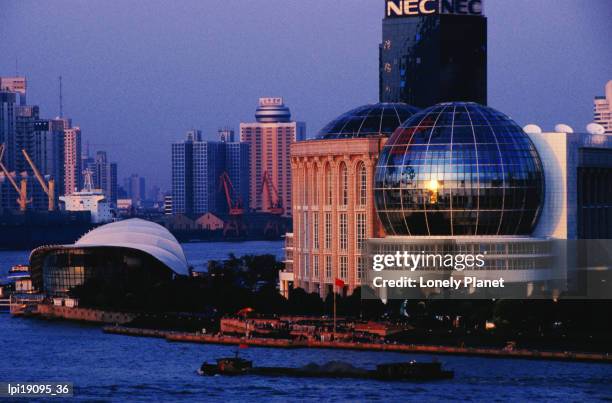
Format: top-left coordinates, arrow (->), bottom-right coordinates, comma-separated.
0,210 -> 95,250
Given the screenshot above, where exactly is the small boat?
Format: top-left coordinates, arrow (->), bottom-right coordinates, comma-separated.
198,358 -> 453,381
198,352 -> 253,376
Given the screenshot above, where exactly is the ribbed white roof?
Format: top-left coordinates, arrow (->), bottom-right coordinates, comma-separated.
74,218 -> 189,275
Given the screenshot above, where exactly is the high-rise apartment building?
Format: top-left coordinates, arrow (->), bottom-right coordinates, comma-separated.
172,129 -> 251,217
218,128 -> 235,143
126,173 -> 146,205
172,130 -> 225,216
93,151 -> 118,205
222,129 -> 250,212
594,80 -> 612,135
379,0 -> 487,107
240,98 -> 305,217
64,127 -> 82,195
33,118 -> 67,201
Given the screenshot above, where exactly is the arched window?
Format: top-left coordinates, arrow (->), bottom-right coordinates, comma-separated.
325,164 -> 333,206
340,162 -> 348,206
303,168 -> 308,206
312,166 -> 318,206
357,162 -> 367,207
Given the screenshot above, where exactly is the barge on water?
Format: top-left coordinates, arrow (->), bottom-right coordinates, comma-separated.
198,356 -> 453,381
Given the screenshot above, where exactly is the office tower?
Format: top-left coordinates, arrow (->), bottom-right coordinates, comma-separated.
64,127 -> 82,195
93,151 -> 118,205
0,77 -> 26,105
594,80 -> 612,135
379,0 -> 487,107
126,173 -> 146,205
218,128 -> 235,143
171,130 -> 226,216
224,140 -> 250,211
33,118 -> 66,201
240,98 -> 305,217
0,91 -> 17,170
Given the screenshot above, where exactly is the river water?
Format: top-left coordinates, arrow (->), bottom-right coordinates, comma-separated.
1,242 -> 611,402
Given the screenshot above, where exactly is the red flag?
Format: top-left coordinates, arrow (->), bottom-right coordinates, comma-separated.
335,278 -> 345,288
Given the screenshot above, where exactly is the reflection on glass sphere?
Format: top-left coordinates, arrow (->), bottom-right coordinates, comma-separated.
374,102 -> 545,236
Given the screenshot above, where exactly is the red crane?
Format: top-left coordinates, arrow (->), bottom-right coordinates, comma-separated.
260,170 -> 283,215
219,172 -> 247,237
220,172 -> 244,215
259,170 -> 287,238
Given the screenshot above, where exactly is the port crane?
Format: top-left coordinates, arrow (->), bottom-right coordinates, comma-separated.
220,171 -> 247,237
260,170 -> 284,215
0,144 -> 31,212
22,149 -> 55,211
260,170 -> 286,238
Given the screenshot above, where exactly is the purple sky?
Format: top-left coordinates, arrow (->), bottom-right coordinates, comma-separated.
1,0 -> 611,190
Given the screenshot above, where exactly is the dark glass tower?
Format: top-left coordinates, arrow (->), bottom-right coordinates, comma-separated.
379,1 -> 487,108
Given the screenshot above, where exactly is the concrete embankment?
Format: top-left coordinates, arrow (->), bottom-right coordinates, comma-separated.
103,326 -> 612,364
37,305 -> 137,324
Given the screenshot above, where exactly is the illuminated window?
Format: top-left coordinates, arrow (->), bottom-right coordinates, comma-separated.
358,162 -> 367,207
356,213 -> 366,252
339,256 -> 348,280
325,164 -> 333,206
339,213 -> 348,251
301,212 -> 309,252
313,213 -> 319,250
324,212 -> 332,250
340,163 -> 348,206
312,166 -> 318,206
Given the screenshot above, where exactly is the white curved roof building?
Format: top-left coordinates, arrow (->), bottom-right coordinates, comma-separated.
30,219 -> 190,296
73,219 -> 189,275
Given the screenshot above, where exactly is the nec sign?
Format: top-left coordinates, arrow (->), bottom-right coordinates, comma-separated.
386,0 -> 484,18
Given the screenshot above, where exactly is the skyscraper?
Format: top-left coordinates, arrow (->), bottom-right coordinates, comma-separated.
379,0 -> 487,107
594,80 -> 612,135
126,173 -> 146,205
94,151 -> 119,205
218,128 -> 235,143
64,127 -> 82,195
33,117 -> 66,201
172,130 -> 225,216
240,98 -> 305,217
224,139 -> 250,212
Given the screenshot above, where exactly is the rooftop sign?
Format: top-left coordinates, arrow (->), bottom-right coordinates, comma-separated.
0,77 -> 26,94
259,97 -> 284,107
385,0 -> 484,18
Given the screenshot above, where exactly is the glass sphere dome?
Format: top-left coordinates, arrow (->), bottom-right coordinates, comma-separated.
316,103 -> 420,140
374,102 -> 544,236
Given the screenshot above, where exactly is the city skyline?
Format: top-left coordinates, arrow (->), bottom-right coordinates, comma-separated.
1,0 -> 610,189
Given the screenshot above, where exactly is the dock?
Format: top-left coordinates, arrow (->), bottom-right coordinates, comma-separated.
103,326 -> 612,364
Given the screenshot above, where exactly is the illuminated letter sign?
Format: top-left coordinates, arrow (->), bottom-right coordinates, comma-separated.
259,97 -> 284,107
385,0 -> 483,18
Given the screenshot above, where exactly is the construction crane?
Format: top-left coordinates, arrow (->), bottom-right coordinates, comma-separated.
219,172 -> 247,237
0,144 -> 30,212
259,170 -> 286,238
260,170 -> 283,215
22,149 -> 55,211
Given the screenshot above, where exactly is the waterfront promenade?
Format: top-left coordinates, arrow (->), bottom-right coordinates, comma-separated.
103,326 -> 612,364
